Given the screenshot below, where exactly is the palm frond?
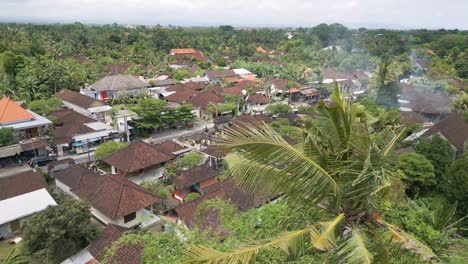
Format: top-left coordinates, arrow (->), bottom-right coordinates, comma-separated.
376,218 -> 437,261
184,228 -> 309,263
337,228 -> 373,264
218,122 -> 337,204
309,213 -> 344,251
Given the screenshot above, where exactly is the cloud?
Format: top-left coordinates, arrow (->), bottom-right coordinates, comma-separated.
0,0 -> 466,29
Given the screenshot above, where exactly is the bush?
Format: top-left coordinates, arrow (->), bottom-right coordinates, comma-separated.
175,153 -> 205,170
94,141 -> 128,160
442,154 -> 468,216
0,127 -> 14,146
28,98 -> 62,116
415,134 -> 454,180
185,192 -> 200,202
141,180 -> 171,198
398,153 -> 436,197
266,103 -> 291,115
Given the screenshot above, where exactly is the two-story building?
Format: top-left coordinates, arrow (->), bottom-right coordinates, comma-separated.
55,89 -> 112,123
81,74 -> 150,103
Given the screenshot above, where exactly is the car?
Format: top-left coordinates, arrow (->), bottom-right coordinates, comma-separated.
28,153 -> 58,167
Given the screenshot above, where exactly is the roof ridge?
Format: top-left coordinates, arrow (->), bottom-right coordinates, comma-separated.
109,175 -> 161,198
126,141 -> 138,174
0,97 -> 9,121
113,179 -> 126,219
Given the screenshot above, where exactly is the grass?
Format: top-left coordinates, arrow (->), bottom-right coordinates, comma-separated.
0,241 -> 40,263
445,238 -> 468,264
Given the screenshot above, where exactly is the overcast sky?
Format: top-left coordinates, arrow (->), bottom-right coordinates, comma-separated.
0,0 -> 467,29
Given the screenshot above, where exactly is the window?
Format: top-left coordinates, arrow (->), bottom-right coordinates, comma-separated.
123,212 -> 136,223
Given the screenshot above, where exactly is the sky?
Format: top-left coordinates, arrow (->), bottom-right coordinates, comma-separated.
0,0 -> 467,29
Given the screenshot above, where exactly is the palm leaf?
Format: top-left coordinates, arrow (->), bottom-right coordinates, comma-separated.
309,213 -> 344,251
218,121 -> 337,204
376,218 -> 437,261
184,228 -> 309,263
337,228 -> 373,264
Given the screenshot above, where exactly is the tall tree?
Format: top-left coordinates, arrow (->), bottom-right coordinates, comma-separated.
185,83 -> 436,263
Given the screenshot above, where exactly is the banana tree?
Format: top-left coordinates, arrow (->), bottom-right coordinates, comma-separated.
184,82 -> 437,263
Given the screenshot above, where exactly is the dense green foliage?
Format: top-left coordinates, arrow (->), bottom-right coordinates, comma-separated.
0,127 -> 14,146
93,141 -> 128,160
415,134 -> 454,179
442,154 -> 468,216
265,103 -> 291,115
398,153 -> 436,197
27,98 -> 62,116
23,199 -> 96,263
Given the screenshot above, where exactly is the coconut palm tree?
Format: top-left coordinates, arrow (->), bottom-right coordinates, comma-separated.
184,83 -> 437,263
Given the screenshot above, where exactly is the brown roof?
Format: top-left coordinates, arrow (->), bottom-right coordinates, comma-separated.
409,93 -> 453,114
174,163 -> 217,188
220,86 -> 246,96
50,109 -> 96,144
0,97 -> 34,124
20,138 -> 49,151
72,175 -> 162,219
55,164 -> 101,190
55,89 -> 104,109
174,179 -> 273,229
223,76 -> 244,84
164,86 -> 198,104
201,146 -> 227,157
187,90 -> 225,109
271,79 -> 301,90
87,224 -> 128,261
183,81 -> 206,91
0,170 -> 47,200
400,111 -> 429,125
232,114 -> 272,126
105,140 -> 172,174
236,80 -> 258,89
246,94 -> 268,105
422,113 -> 468,150
206,70 -> 236,79
153,140 -> 185,157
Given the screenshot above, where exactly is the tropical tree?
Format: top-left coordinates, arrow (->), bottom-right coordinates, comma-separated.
371,58 -> 403,109
185,83 -> 436,263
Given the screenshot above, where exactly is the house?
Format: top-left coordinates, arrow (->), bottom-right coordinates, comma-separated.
170,48 -> 198,56
201,146 -> 227,168
153,140 -> 192,158
181,81 -> 206,91
0,97 -> 52,160
270,79 -> 302,96
169,49 -> 208,69
205,70 -> 237,84
50,109 -> 118,156
173,179 -> 273,230
82,74 -> 150,102
421,113 -> 468,156
400,111 -> 429,125
62,224 -> 141,264
54,164 -> 101,197
71,175 -> 162,228
187,90 -> 226,119
285,88 -> 302,103
245,93 -> 268,114
104,140 -> 173,183
300,87 -> 324,104
0,171 -> 57,237
173,163 -> 217,202
163,84 -> 199,104
55,89 -> 112,123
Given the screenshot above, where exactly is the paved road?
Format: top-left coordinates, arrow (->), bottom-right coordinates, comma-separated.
0,164 -> 33,178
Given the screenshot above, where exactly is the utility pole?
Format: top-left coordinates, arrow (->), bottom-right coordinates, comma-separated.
122,107 -> 130,142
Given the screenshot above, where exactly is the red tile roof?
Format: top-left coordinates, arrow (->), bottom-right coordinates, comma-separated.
174,163 -> 217,188
183,81 -> 206,91
285,88 -> 301,93
105,140 -> 173,174
0,97 -> 34,124
55,164 -> 101,190
170,48 -> 198,55
206,70 -> 237,79
0,170 -> 47,200
72,175 -> 162,219
164,86 -> 198,104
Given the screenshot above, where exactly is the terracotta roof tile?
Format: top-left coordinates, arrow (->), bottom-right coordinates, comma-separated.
0,97 -> 34,124
206,70 -> 236,79
246,94 -> 268,105
153,140 -> 185,157
0,171 -> 46,200
50,109 -> 96,144
105,140 -> 172,174
72,175 -> 162,219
